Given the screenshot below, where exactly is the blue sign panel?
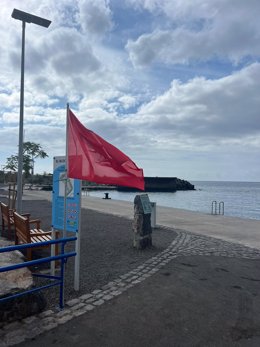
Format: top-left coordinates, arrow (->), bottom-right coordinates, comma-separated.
52,156 -> 80,232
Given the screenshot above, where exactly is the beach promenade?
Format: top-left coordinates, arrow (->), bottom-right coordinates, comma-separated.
24,190 -> 260,250
1,190 -> 260,346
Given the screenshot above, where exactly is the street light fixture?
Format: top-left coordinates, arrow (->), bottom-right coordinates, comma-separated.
11,9 -> 51,212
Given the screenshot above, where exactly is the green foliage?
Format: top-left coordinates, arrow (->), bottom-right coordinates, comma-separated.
4,141 -> 48,178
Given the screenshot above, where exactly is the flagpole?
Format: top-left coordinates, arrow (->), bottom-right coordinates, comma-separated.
63,103 -> 69,239
74,180 -> 81,290
66,103 -> 81,290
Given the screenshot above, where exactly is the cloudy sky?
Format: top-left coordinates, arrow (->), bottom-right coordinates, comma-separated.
0,0 -> 260,182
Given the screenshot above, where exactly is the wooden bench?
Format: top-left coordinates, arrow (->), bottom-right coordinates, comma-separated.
13,211 -> 57,261
0,202 -> 30,239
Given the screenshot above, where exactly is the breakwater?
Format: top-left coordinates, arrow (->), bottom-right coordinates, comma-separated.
36,177 -> 194,193
118,177 -> 195,192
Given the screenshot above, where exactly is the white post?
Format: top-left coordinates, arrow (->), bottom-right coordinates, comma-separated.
63,103 -> 70,239
74,180 -> 82,291
51,228 -> 56,275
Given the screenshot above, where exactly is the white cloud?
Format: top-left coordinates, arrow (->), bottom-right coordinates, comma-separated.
78,0 -> 113,36
126,0 -> 260,66
0,0 -> 260,181
135,63 -> 260,144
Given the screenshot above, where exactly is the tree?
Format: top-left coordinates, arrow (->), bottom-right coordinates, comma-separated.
23,142 -> 48,175
4,142 -> 48,178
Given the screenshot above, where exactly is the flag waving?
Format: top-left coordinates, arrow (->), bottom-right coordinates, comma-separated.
67,109 -> 145,191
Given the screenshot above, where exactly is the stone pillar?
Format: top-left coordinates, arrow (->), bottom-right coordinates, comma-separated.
133,194 -> 152,249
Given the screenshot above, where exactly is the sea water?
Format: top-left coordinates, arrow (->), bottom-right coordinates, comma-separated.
83,181 -> 260,220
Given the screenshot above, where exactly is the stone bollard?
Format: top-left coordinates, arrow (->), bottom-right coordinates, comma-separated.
132,194 -> 152,249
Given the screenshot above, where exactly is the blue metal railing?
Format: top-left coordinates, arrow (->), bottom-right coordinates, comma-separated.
0,237 -> 77,309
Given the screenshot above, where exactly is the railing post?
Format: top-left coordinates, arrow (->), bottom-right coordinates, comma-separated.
59,241 -> 65,309
219,201 -> 224,215
211,200 -> 217,215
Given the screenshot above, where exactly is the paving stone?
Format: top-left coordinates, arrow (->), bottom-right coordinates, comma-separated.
56,309 -> 71,318
3,321 -> 21,331
132,280 -> 141,284
93,299 -> 105,306
80,293 -> 93,301
4,334 -> 26,346
120,274 -> 130,279
38,309 -> 54,318
28,326 -> 44,339
22,315 -> 39,324
85,304 -> 95,311
73,308 -> 88,317
71,303 -> 85,311
85,297 -> 96,303
117,282 -> 127,287
4,329 -> 24,339
103,294 -> 114,301
41,316 -> 55,325
66,298 -> 80,307
95,293 -> 105,299
57,315 -> 73,324
42,322 -> 58,332
111,290 -> 122,296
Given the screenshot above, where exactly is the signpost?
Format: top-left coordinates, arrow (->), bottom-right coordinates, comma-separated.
52,156 -> 81,233
52,156 -> 81,290
139,194 -> 152,214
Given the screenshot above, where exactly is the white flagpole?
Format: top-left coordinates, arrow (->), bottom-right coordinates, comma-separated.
74,180 -> 81,291
63,103 -> 69,239
66,103 -> 81,291
59,103 -> 70,306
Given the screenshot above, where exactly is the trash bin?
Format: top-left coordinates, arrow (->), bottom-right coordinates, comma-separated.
150,202 -> 156,228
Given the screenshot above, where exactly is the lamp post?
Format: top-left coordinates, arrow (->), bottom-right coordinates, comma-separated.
11,9 -> 51,212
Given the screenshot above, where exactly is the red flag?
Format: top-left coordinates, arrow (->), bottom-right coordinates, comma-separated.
67,109 -> 145,190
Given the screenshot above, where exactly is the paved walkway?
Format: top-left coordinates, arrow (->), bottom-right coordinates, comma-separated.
23,190 -> 260,250
2,227 -> 260,346
1,191 -> 260,346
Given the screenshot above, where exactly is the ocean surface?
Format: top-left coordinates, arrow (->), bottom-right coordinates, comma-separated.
83,181 -> 260,221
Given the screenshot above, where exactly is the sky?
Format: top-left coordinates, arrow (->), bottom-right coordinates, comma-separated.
0,0 -> 260,182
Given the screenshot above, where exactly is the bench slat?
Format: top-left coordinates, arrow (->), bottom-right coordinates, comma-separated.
13,211 -> 57,261
31,235 -> 52,243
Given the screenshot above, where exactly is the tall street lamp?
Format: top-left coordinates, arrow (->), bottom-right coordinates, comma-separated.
11,9 -> 51,212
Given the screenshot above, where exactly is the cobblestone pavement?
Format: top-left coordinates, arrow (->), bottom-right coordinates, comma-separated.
1,228 -> 260,347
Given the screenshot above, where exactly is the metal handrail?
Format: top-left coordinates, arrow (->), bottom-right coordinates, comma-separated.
219,201 -> 224,215
211,200 -> 217,215
211,201 -> 225,215
0,236 -> 77,309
